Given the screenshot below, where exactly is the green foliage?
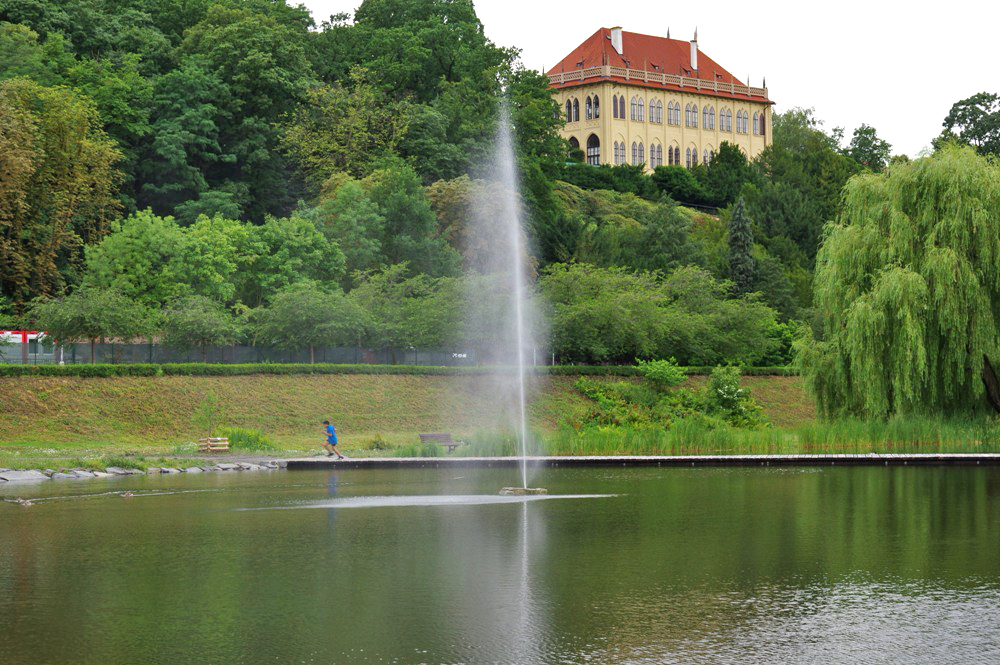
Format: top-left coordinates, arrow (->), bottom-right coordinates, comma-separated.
282,69 -> 408,191
727,196 -> 754,293
192,392 -> 224,436
24,286 -> 154,361
845,123 -> 892,172
255,282 -> 368,362
636,358 -> 686,392
939,92 -> 1000,157
217,426 -> 276,451
541,263 -> 779,365
0,77 -> 122,308
559,163 -> 659,199
572,364 -> 768,432
347,264 -> 461,348
650,166 -> 709,204
395,442 -> 443,457
802,144 -> 1000,417
161,296 -> 241,357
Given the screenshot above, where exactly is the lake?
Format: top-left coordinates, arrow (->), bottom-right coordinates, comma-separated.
2,465 -> 999,664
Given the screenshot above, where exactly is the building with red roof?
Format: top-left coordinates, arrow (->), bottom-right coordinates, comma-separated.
547,27 -> 773,170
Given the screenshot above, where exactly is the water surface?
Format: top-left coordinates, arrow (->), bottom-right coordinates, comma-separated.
2,466 -> 998,664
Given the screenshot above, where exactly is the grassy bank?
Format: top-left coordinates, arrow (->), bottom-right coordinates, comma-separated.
0,373 -> 813,467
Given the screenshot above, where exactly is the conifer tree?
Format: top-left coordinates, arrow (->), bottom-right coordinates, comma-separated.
728,196 -> 755,293
800,144 -> 1000,417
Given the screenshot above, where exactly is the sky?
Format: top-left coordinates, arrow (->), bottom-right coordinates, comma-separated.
300,0 -> 1000,157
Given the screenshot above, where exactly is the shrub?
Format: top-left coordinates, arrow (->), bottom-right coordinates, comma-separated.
217,427 -> 276,451
395,442 -> 442,457
637,358 -> 686,392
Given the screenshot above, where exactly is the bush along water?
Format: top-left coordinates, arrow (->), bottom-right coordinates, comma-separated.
561,361 -> 770,455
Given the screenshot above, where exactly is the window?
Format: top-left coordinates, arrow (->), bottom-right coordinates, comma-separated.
652,144 -> 662,167
573,99 -> 579,122
752,112 -> 758,135
691,105 -> 697,128
703,106 -> 709,129
721,108 -> 731,132
704,149 -> 710,164
692,150 -> 698,166
594,96 -> 600,119
568,136 -> 579,159
631,97 -> 638,121
619,95 -> 625,119
638,142 -> 644,164
759,112 -> 765,137
673,102 -> 681,125
667,101 -> 674,125
686,147 -> 692,168
614,141 -> 624,165
707,106 -> 715,130
586,134 -> 600,165
632,141 -> 638,165
657,100 -> 663,124
565,100 -> 572,123
586,97 -> 593,120
637,98 -> 644,122
613,96 -> 618,119
684,104 -> 690,127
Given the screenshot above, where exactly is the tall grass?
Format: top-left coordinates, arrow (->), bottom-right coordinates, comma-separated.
540,416 -> 1000,456
216,427 -> 277,452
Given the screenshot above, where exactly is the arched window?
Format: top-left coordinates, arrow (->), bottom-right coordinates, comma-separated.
637,99 -> 644,122
691,105 -> 698,128
573,99 -> 580,122
704,149 -> 710,164
568,136 -> 579,159
586,97 -> 593,120
667,101 -> 674,125
565,100 -> 572,123
752,112 -> 758,134
586,134 -> 600,165
594,96 -> 600,119
692,150 -> 698,166
655,144 -> 663,167
618,95 -> 625,119
685,147 -> 692,168
637,142 -> 644,165
709,107 -> 716,130
631,141 -> 638,165
684,104 -> 690,127
703,106 -> 709,128
631,97 -> 638,121
613,97 -> 618,119
759,112 -> 765,137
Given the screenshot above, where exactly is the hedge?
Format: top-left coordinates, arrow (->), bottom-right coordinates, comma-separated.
0,363 -> 798,378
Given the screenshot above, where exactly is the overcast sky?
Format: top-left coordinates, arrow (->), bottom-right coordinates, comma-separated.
301,0 -> 999,157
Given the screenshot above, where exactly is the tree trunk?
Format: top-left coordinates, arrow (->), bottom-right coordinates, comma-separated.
981,355 -> 1000,413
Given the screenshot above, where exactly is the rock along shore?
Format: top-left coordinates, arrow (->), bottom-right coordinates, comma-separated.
0,460 -> 287,484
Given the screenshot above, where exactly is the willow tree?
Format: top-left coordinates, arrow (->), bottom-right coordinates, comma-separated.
801,144 -> 1000,417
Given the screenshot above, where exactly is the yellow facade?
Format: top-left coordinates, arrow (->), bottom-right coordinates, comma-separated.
553,82 -> 771,170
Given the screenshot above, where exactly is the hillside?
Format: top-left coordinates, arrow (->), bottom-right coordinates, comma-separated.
0,374 -> 814,452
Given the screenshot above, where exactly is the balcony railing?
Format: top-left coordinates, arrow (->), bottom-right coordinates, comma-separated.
549,65 -> 768,99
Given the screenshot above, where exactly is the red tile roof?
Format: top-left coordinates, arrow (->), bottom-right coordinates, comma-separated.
547,28 -> 771,104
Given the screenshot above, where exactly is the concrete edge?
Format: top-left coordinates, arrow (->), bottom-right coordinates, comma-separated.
285,454 -> 1000,470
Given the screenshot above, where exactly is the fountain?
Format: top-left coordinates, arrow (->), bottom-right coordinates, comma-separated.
465,100 -> 545,493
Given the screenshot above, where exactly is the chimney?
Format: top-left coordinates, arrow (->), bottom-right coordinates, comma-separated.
690,28 -> 698,72
610,26 -> 623,56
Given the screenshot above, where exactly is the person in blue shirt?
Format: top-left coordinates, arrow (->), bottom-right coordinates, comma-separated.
322,420 -> 345,459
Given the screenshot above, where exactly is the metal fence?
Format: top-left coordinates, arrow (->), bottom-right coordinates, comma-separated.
0,340 -> 550,366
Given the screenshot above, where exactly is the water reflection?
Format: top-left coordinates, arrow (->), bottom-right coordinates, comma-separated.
1,467 -> 998,664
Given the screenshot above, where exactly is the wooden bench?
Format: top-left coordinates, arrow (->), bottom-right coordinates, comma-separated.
419,432 -> 464,453
198,437 -> 230,453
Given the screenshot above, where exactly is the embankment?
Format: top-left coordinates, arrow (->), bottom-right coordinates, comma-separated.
0,373 -> 814,450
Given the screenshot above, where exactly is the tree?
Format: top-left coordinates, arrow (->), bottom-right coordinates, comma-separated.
801,144 -> 1000,417
697,141 -> 753,205
940,92 -> 1000,157
347,264 -> 461,350
281,69 -> 407,192
0,78 -> 122,309
363,162 -> 461,277
307,181 -> 385,284
161,295 -> 240,360
728,196 -> 754,293
650,166 -> 709,204
256,282 -> 367,363
25,286 -> 154,363
845,123 -> 891,171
